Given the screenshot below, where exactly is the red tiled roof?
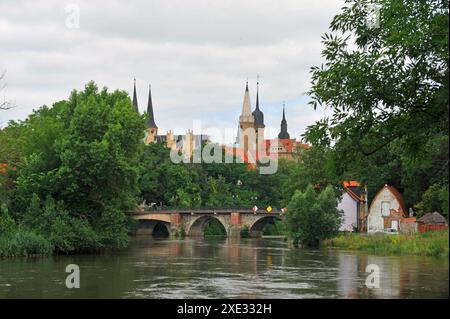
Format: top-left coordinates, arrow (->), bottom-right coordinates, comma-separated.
343,180 -> 360,187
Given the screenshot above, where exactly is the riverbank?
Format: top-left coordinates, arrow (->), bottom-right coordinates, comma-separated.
323,230 -> 449,258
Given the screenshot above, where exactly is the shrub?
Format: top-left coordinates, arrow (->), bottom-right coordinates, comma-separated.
0,228 -> 52,257
286,185 -> 342,247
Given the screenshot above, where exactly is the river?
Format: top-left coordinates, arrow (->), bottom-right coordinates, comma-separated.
0,237 -> 448,298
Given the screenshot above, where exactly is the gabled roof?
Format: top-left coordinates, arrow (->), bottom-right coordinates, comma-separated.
417,212 -> 447,224
344,186 -> 365,203
369,184 -> 407,215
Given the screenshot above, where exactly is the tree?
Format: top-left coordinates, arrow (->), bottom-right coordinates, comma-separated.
10,82 -> 146,250
286,185 -> 343,247
414,184 -> 449,220
304,0 -> 449,211
306,0 -> 448,157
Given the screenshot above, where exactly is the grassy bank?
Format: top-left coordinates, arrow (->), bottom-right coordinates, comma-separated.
323,230 -> 449,258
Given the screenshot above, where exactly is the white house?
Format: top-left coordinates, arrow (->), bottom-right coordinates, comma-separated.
337,181 -> 367,232
367,184 -> 407,233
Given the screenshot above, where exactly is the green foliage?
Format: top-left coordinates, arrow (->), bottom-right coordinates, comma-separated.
204,219 -> 227,236
174,224 -> 186,239
0,81 -> 146,255
138,143 -> 298,209
0,229 -> 52,257
21,194 -> 100,253
303,0 -> 448,212
324,230 -> 449,258
414,184 -> 449,220
262,220 -> 288,236
286,185 -> 343,247
0,203 -> 15,235
240,225 -> 250,238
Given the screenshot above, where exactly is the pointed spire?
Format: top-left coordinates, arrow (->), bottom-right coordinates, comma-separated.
252,75 -> 264,127
147,84 -> 158,129
240,81 -> 254,123
132,78 -> 139,113
278,102 -> 290,139
255,77 -> 260,110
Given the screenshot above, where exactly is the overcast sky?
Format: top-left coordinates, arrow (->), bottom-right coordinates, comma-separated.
0,0 -> 342,143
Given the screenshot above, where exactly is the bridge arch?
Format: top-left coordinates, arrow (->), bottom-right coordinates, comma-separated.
187,215 -> 228,237
136,219 -> 171,237
248,215 -> 283,237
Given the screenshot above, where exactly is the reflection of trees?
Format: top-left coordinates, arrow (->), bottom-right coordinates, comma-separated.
0,238 -> 448,298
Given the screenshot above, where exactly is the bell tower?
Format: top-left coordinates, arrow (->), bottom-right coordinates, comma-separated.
252,78 -> 265,154
144,84 -> 158,144
238,81 -> 255,159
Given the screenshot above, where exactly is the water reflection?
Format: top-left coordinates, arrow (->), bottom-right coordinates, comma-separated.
0,237 -> 448,298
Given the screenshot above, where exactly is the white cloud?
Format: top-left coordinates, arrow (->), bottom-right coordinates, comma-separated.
0,0 -> 343,142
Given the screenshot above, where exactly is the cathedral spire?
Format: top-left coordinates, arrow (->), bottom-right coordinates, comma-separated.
239,80 -> 254,123
147,84 -> 157,129
278,102 -> 290,139
252,76 -> 264,127
132,78 -> 139,113
255,79 -> 260,110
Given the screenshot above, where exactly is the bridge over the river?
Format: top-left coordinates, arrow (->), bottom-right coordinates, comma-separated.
131,208 -> 285,238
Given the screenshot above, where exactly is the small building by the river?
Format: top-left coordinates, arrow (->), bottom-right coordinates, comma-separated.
367,184 -> 407,233
417,212 -> 448,233
337,181 -> 368,232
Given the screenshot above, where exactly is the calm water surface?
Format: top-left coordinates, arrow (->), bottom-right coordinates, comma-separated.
0,237 -> 448,298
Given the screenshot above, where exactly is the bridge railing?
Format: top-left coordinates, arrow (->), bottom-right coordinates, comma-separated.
130,205 -> 285,215
135,205 -> 262,211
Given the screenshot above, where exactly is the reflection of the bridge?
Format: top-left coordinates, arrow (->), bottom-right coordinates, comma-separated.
131,238 -> 447,298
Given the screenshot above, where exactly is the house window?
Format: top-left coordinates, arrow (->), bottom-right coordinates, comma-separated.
381,201 -> 390,217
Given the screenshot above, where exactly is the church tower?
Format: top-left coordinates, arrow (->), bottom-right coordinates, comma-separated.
132,78 -> 139,113
144,84 -> 158,144
238,81 -> 255,159
278,103 -> 290,139
252,79 -> 265,152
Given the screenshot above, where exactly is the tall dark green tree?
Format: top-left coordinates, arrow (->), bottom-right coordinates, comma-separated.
11,82 -> 146,249
305,0 -> 449,212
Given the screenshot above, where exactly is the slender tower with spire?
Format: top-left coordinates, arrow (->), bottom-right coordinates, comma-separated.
132,78 -> 139,113
278,103 -> 290,139
238,81 -> 255,159
144,84 -> 158,145
252,76 -> 265,150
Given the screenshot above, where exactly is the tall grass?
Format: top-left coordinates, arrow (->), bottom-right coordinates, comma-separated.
0,229 -> 53,257
323,230 -> 449,258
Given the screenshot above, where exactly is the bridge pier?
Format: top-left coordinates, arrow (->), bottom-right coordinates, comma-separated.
228,225 -> 242,238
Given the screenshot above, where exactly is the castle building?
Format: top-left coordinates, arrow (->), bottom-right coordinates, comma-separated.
132,80 -> 210,159
235,81 -> 308,162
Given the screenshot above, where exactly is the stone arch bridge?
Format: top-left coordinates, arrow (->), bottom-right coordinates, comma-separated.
131,209 -> 285,238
